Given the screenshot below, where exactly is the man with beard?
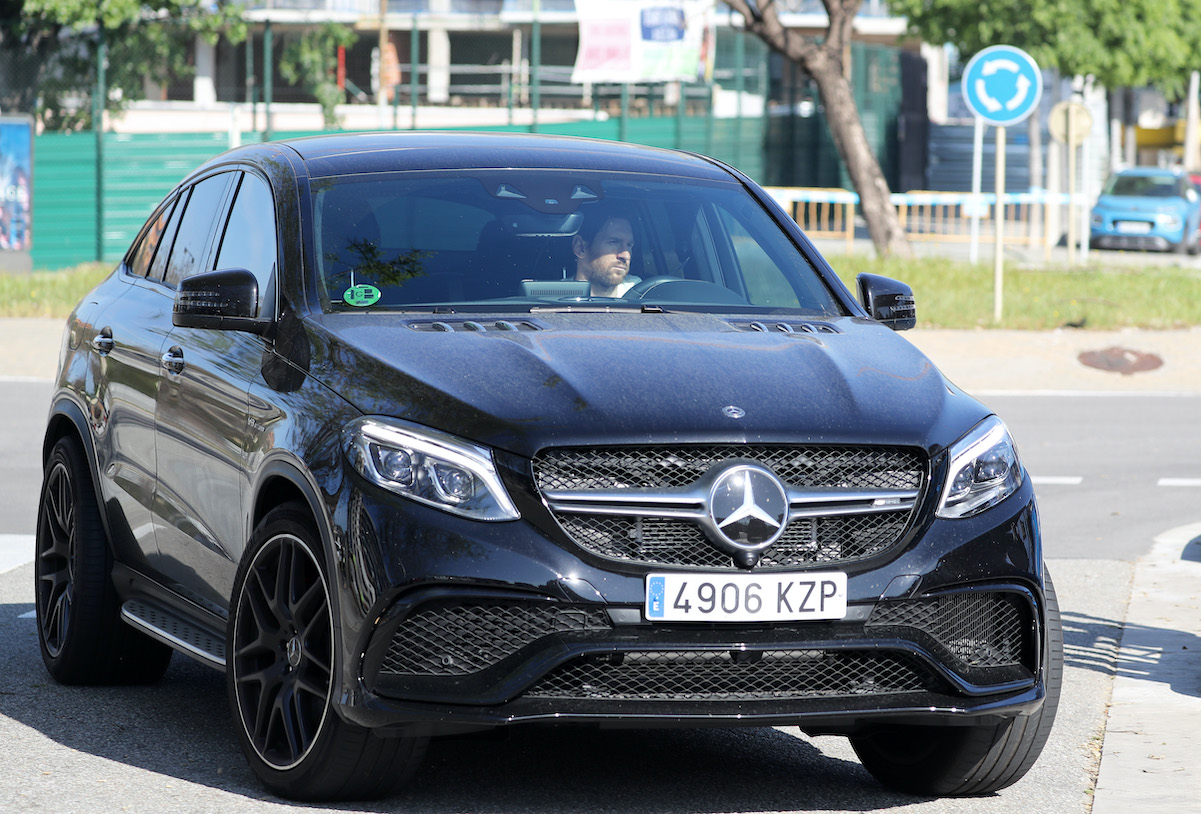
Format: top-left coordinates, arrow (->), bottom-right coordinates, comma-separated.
573,207 -> 640,296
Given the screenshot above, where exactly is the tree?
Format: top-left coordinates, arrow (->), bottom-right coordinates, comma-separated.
723,0 -> 912,258
5,0 -> 245,130
889,0 -> 1201,159
280,23 -> 358,130
889,0 -> 1201,95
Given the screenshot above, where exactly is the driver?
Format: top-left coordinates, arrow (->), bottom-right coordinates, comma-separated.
573,208 -> 641,297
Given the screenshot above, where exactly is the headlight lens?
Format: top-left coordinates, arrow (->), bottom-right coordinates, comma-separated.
345,417 -> 519,521
937,416 -> 1024,519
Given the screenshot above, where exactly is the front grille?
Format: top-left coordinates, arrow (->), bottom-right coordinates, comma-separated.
525,649 -> 939,700
866,591 -> 1030,669
558,512 -> 910,568
381,602 -> 612,677
535,445 -> 923,491
534,445 -> 925,569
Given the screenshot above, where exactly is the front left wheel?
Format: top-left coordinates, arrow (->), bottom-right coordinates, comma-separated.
35,435 -> 173,685
227,503 -> 427,801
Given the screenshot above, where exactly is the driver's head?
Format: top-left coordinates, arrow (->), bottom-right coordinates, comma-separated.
573,208 -> 634,297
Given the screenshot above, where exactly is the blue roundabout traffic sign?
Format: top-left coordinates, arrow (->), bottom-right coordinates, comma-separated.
961,45 -> 1042,126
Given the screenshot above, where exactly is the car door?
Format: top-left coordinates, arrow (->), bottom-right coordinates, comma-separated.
152,170 -> 279,607
84,193 -> 185,572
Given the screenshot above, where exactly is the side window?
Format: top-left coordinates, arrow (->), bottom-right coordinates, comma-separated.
163,172 -> 234,289
214,173 -> 277,316
716,209 -> 802,307
148,191 -> 187,283
127,196 -> 178,279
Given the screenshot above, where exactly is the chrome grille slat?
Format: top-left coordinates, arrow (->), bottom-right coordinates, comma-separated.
534,445 -> 926,569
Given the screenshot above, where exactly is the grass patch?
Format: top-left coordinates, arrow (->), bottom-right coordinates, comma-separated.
0,263 -> 111,318
827,254 -> 1201,330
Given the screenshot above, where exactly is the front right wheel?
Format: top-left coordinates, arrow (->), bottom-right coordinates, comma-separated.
227,503 -> 427,801
850,571 -> 1063,796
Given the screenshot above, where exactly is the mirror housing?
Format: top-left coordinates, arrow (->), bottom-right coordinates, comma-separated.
857,273 -> 916,331
174,267 -> 272,335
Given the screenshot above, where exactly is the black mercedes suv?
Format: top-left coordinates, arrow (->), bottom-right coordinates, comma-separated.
37,132 -> 1060,800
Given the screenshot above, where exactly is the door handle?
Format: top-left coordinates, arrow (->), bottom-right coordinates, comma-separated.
161,346 -> 185,375
92,330 -> 114,355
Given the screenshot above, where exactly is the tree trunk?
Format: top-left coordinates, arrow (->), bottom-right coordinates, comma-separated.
805,51 -> 911,258
724,0 -> 912,258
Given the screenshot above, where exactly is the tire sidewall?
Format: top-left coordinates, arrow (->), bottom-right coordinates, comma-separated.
227,504 -> 341,794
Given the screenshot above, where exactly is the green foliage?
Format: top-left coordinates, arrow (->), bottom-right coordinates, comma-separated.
280,23 -> 357,129
0,263 -> 110,317
5,0 -> 246,129
889,0 -> 1201,97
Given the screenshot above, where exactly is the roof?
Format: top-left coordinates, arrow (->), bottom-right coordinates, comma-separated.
273,131 -> 735,181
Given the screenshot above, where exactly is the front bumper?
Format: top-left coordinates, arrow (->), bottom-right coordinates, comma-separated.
329,474 -> 1048,738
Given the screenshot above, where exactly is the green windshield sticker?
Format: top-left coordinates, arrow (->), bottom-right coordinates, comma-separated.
343,284 -> 381,307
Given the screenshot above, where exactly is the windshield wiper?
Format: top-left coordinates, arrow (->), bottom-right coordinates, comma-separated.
529,303 -> 652,314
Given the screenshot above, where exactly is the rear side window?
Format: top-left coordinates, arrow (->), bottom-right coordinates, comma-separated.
126,197 -> 179,279
163,173 -> 234,289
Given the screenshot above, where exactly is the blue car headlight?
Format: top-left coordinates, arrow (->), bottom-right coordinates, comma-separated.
1156,212 -> 1182,230
346,417 -> 520,521
937,416 -> 1025,519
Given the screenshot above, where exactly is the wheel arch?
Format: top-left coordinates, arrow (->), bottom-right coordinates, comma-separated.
41,397 -> 117,549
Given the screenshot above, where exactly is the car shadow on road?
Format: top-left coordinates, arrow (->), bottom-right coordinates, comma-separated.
1062,606 -> 1201,701
0,596 -> 940,812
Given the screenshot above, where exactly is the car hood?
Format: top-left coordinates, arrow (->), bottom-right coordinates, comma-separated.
1093,194 -> 1187,214
304,311 -> 988,458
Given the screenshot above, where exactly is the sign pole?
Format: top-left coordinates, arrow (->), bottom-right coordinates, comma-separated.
960,44 -> 1042,324
1066,105 -> 1076,265
970,115 -> 984,264
994,125 -> 1006,322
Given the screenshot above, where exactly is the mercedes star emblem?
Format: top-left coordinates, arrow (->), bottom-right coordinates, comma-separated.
704,464 -> 789,566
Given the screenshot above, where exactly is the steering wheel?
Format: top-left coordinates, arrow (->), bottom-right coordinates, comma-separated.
625,276 -> 747,305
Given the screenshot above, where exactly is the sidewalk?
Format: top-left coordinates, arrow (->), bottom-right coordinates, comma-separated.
3,316 -> 1201,812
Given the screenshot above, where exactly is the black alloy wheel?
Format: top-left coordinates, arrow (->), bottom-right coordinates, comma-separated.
228,503 -> 427,800
35,435 -> 172,684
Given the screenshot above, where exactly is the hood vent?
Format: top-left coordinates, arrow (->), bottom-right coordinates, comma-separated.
408,319 -> 543,333
734,320 -> 841,335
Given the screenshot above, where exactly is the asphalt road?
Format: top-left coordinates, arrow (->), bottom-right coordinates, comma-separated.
1,378 -> 1197,813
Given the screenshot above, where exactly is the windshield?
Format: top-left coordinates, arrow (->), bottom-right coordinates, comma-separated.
1104,173 -> 1186,198
311,169 -> 845,316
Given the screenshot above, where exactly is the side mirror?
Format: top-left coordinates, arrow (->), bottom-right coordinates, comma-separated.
857,273 -> 916,331
174,267 -> 272,335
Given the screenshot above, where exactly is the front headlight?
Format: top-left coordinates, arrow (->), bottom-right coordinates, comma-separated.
1156,212 -> 1182,229
345,417 -> 519,521
936,416 -> 1024,519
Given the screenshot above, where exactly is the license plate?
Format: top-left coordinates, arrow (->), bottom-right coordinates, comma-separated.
1116,220 -> 1151,234
645,572 -> 847,622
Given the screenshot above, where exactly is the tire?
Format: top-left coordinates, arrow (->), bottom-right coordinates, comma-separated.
35,435 -> 173,685
850,570 -> 1063,796
227,503 -> 427,801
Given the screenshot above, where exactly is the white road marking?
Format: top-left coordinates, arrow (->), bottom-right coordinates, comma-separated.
1032,476 -> 1084,486
1158,478 -> 1201,487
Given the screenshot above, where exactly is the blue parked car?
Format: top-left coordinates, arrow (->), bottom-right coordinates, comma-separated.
1090,167 -> 1201,253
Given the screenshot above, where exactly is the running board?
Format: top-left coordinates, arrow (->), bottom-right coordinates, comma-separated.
121,599 -> 226,670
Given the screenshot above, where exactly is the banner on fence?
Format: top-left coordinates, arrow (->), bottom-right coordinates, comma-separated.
571,0 -> 714,84
0,115 -> 32,272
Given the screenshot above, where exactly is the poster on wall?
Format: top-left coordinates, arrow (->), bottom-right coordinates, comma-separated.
572,0 -> 714,85
0,115 -> 32,272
